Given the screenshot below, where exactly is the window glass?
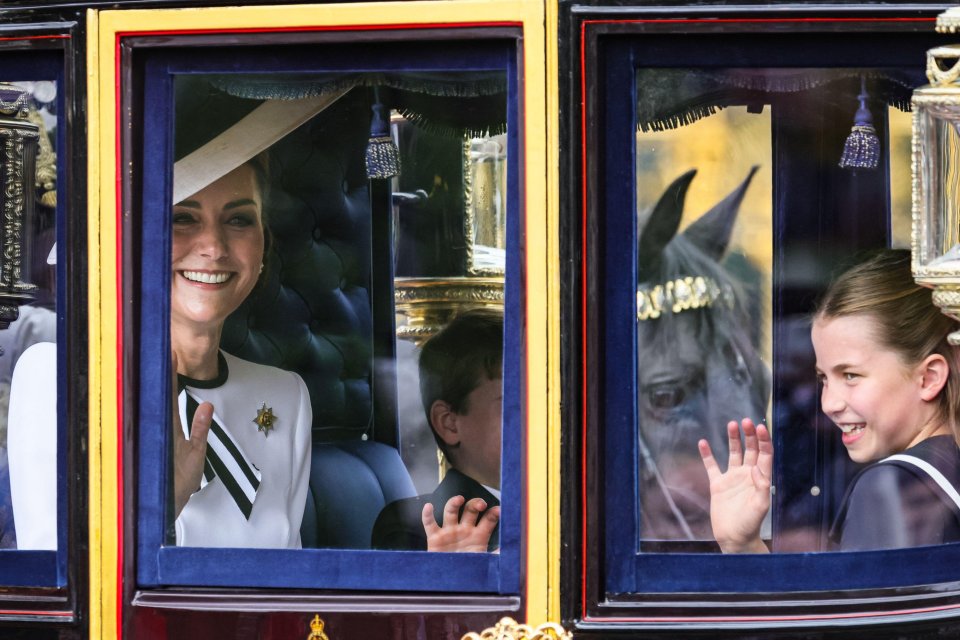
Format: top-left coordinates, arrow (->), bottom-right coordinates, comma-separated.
135,37 -> 521,592
0,80 -> 59,554
632,66 -> 935,555
169,71 -> 507,553
636,104 -> 772,547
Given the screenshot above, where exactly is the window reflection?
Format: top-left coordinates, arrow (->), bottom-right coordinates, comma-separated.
634,67 -> 929,553
636,105 -> 772,549
1,80 -> 58,550
466,134 -> 507,276
889,106 -> 914,249
170,72 -> 508,552
389,125 -> 507,552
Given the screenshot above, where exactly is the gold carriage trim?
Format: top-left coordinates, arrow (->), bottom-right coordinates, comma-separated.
461,617 -> 572,640
636,275 -> 730,321
306,615 -> 329,640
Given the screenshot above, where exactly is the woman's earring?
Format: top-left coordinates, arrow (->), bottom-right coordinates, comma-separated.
259,263 -> 264,275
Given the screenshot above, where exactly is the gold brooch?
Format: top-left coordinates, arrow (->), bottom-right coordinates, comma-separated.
253,403 -> 277,436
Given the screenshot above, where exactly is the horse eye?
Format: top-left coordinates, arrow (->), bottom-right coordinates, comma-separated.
723,343 -> 751,386
731,364 -> 750,386
648,387 -> 685,409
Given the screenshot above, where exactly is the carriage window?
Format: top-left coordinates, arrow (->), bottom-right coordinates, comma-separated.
0,73 -> 66,588
587,23 -> 960,599
634,67 -> 924,554
132,32 -> 522,593
169,72 -> 509,552
0,81 -> 59,554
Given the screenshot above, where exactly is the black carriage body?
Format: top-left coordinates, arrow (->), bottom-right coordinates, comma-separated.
0,0 -> 957,638
561,1 -> 960,638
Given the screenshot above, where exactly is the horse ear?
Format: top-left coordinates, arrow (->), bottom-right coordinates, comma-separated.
683,165 -> 759,261
638,169 -> 696,281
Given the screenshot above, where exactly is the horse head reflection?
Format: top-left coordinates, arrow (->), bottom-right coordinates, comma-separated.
637,168 -> 770,543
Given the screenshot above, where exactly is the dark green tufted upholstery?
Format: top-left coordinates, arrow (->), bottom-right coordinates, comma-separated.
221,89 -> 376,443
215,88 -> 415,548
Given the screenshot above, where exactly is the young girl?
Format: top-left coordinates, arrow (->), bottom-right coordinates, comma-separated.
700,249 -> 960,552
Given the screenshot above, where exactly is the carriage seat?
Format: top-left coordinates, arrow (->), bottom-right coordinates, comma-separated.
215,89 -> 417,547
300,440 -> 416,549
220,88 -> 377,442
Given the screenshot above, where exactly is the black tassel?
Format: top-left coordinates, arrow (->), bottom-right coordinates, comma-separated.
365,89 -> 401,179
839,77 -> 880,170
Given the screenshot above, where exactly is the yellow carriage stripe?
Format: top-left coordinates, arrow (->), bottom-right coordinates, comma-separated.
90,4 -> 557,638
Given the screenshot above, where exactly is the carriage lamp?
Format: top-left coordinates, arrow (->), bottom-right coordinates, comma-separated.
0,83 -> 39,329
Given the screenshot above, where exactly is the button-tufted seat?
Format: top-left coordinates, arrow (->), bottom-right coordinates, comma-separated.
218,88 -> 414,548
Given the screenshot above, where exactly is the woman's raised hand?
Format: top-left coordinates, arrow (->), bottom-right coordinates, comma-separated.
172,352 -> 213,518
698,418 -> 772,554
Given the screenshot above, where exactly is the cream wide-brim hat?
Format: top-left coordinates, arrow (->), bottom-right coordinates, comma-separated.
171,78 -> 348,204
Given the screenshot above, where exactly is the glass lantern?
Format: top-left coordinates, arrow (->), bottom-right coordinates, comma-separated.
0,83 -> 38,329
911,9 -> 960,343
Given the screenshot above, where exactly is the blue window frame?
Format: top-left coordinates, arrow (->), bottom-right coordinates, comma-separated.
591,22 -> 960,598
134,35 -> 523,593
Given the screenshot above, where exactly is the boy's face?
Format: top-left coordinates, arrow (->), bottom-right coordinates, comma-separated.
455,376 -> 503,489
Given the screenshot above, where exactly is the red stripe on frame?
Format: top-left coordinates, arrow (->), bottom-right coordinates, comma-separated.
579,18 -> 590,621
582,17 -> 934,26
584,598 -> 960,623
114,32 -> 125,638
0,35 -> 70,42
116,21 -> 522,39
578,13 -> 937,623
111,19 -> 522,628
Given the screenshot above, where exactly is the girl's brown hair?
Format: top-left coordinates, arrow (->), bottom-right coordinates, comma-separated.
815,248 -> 960,438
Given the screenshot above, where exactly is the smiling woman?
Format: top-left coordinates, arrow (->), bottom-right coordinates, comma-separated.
169,142 -> 312,548
171,163 -> 265,347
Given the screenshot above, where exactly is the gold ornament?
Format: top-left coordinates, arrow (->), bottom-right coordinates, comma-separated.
306,615 -> 329,640
253,403 -> 277,436
636,275 -> 731,322
461,617 -> 572,640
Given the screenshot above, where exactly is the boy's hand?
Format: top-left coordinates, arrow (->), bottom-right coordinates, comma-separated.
423,495 -> 500,552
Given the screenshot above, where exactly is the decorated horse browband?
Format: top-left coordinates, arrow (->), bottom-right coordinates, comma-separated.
636,275 -> 733,321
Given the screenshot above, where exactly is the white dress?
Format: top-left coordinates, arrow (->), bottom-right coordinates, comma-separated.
175,351 -> 311,548
8,342 -> 57,550
0,307 -> 56,449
